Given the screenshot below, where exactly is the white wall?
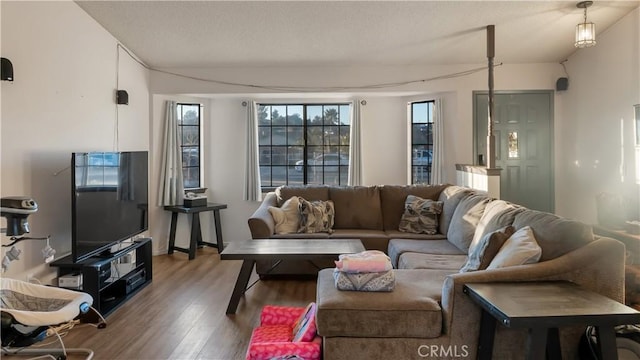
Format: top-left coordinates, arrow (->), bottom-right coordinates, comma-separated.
149,62 -> 564,250
557,7 -> 640,223
0,1 -> 149,282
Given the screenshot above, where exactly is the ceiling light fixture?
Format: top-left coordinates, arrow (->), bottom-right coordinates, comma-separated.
575,1 -> 596,48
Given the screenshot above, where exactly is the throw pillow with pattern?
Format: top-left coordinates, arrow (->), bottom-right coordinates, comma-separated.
398,195 -> 443,235
298,198 -> 335,234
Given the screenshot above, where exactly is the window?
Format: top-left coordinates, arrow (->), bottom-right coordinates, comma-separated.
177,103 -> 203,189
410,101 -> 434,184
258,104 -> 351,189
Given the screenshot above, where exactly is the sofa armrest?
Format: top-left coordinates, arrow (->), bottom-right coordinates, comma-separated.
248,192 -> 278,239
440,236 -> 625,344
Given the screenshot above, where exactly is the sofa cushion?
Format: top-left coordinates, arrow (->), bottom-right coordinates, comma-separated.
460,226 -> 515,272
447,194 -> 492,252
272,232 -> 329,239
397,253 -> 467,270
379,184 -> 448,232
276,185 -> 329,205
316,268 -> 447,338
298,199 -> 335,233
329,186 -> 383,230
330,229 -> 388,239
437,185 -> 473,235
387,239 -> 464,268
471,200 -> 522,249
268,196 -> 301,234
512,209 -> 594,261
398,196 -> 443,235
384,230 -> 447,241
487,225 -> 542,269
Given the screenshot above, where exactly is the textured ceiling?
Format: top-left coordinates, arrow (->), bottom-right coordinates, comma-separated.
76,1 -> 640,68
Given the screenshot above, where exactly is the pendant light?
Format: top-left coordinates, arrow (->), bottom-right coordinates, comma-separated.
575,1 -> 596,48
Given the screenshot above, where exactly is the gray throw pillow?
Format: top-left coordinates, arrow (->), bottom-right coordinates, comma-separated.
460,226 -> 515,273
398,195 -> 443,235
298,197 -> 335,233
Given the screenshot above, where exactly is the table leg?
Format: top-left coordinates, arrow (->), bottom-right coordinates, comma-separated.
226,260 -> 255,315
546,327 -> 561,360
213,209 -> 224,251
168,212 -> 178,254
595,326 -> 618,360
189,213 -> 201,260
526,327 -> 548,360
477,309 -> 497,360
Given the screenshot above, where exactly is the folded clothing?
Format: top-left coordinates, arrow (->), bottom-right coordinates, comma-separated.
333,268 -> 395,292
334,250 -> 393,273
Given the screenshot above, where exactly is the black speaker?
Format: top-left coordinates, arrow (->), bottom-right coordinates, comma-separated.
1,58 -> 14,81
116,90 -> 129,105
556,77 -> 569,91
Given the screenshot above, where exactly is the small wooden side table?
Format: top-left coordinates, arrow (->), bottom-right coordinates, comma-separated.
593,225 -> 640,264
593,225 -> 640,309
627,265 -> 640,310
164,203 -> 227,260
464,281 -> 640,360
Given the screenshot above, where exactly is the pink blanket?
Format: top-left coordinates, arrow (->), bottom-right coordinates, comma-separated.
334,250 -> 392,273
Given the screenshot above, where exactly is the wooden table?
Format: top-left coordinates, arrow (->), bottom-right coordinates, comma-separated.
164,203 -> 227,260
593,225 -> 640,309
593,225 -> 640,264
221,239 -> 365,314
464,282 -> 640,360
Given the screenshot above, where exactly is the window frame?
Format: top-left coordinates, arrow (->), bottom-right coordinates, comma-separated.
409,100 -> 435,185
176,102 -> 204,190
257,103 -> 351,191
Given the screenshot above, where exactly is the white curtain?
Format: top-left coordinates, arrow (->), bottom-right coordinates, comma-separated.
158,100 -> 184,206
430,98 -> 444,184
244,101 -> 262,201
348,100 -> 363,186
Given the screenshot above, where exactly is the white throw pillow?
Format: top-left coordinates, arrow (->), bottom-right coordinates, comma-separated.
268,196 -> 300,234
486,226 -> 542,269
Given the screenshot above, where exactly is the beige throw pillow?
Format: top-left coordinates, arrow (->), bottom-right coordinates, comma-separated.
268,196 -> 300,234
398,195 -> 443,235
460,226 -> 515,273
298,197 -> 335,234
486,226 -> 542,269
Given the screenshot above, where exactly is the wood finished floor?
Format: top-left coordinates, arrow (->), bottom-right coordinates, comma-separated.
26,248 -> 316,360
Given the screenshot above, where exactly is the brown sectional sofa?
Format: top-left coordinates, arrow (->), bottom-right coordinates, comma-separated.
248,184 -> 450,275
247,184 -> 626,359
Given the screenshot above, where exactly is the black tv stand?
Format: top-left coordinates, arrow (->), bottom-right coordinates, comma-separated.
50,238 -> 152,317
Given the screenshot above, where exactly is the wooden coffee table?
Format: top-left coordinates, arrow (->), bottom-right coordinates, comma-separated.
464,281 -> 640,360
221,239 -> 365,314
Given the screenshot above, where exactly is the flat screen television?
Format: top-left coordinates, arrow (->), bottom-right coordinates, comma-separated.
71,151 -> 148,262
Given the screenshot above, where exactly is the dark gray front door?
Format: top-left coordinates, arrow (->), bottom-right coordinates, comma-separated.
474,91 -> 554,212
